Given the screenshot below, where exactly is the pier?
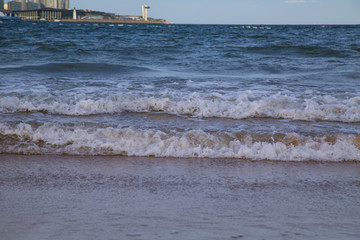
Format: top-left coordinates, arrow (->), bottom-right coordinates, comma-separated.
8,8 -> 73,20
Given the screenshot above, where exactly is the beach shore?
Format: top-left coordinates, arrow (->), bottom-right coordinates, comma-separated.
0,155 -> 359,240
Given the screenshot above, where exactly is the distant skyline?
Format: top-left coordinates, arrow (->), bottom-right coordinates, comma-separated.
4,0 -> 360,24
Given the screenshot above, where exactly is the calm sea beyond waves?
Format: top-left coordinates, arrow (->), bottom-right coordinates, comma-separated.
0,20 -> 360,240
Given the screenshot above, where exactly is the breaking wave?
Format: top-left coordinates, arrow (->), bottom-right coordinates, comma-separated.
1,92 -> 360,122
1,122 -> 359,161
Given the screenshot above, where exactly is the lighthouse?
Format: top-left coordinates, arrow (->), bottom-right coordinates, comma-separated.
73,8 -> 77,20
142,4 -> 150,21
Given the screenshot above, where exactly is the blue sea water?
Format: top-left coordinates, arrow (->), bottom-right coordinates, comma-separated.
0,20 -> 360,161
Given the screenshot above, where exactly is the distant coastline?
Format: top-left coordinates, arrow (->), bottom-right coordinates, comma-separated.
23,18 -> 172,24
1,6 -> 171,25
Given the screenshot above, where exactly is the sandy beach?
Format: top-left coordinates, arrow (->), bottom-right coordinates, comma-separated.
0,155 -> 359,240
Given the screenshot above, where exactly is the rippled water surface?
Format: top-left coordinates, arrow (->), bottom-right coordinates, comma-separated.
1,21 -> 360,161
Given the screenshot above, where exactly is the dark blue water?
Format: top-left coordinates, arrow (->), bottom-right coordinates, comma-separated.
1,20 -> 360,160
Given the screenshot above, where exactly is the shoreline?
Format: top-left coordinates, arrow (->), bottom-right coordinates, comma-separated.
1,153 -> 360,163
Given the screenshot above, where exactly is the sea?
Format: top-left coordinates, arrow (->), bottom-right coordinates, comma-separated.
1,20 -> 359,161
0,20 -> 360,240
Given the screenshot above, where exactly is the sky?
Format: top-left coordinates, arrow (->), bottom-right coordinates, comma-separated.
5,0 -> 360,24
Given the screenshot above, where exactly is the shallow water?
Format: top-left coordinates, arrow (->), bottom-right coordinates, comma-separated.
0,21 -> 360,161
0,155 -> 360,240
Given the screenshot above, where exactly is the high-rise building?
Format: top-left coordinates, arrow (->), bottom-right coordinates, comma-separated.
28,0 -> 41,10
8,0 -> 26,10
57,0 -> 69,9
57,0 -> 65,9
0,0 -> 4,10
8,0 -> 22,10
21,0 -> 26,10
6,0 -> 69,11
39,0 -> 50,8
39,0 -> 69,9
43,0 -> 55,8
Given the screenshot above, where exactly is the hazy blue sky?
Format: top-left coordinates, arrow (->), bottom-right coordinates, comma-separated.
6,0 -> 360,24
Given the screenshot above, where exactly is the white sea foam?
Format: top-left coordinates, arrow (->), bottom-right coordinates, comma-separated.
1,91 -> 359,122
1,123 -> 359,161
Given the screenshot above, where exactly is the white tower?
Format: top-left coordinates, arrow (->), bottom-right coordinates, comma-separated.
142,4 -> 150,21
73,7 -> 76,19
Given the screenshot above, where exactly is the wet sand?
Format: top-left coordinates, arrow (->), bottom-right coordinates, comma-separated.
0,155 -> 359,240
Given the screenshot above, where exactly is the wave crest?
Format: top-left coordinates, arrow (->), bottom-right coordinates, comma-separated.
1,92 -> 359,122
1,123 -> 359,161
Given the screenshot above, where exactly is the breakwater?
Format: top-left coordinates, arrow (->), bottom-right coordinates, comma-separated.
58,19 -> 171,24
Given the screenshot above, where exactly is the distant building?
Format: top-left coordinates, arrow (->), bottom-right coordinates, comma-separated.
81,14 -> 104,20
118,15 -> 141,21
29,0 -> 40,5
0,0 -> 4,10
11,7 -> 75,20
7,0 -> 70,10
28,1 -> 41,10
40,0 -> 69,9
58,0 -> 69,9
21,0 -> 26,10
8,1 -> 22,11
43,0 -> 55,8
